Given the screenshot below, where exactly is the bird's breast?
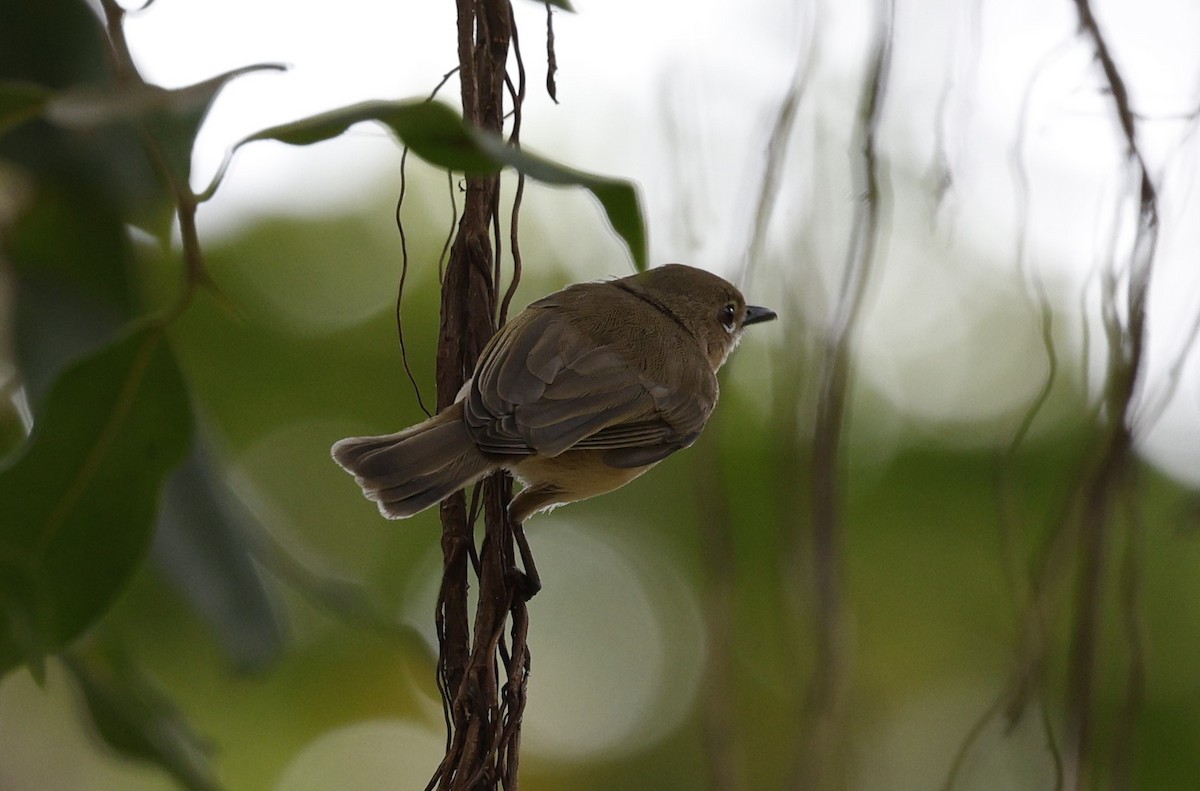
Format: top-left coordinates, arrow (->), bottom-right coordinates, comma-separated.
508,450 -> 657,501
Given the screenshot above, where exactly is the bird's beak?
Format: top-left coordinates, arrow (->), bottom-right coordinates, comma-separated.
743,305 -> 777,326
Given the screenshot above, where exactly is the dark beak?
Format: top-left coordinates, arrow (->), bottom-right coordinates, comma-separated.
743,305 -> 777,326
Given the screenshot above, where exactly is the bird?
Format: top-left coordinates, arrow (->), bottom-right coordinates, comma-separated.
331,263 -> 777,523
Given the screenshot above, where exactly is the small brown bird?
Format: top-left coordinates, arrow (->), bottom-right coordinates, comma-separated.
332,263 -> 776,522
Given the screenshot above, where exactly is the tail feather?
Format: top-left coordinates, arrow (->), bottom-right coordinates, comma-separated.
331,403 -> 493,519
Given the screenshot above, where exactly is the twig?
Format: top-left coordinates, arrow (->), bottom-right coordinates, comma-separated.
949,48 -> 1070,784
1110,476 -> 1146,791
499,17 -> 527,326
96,0 -> 215,322
693,418 -> 745,791
431,1 -> 529,788
941,690 -> 1007,791
795,0 -> 893,787
1063,2 -> 1160,786
996,38 -> 1069,602
394,147 -> 434,418
544,2 -> 559,103
734,0 -> 818,292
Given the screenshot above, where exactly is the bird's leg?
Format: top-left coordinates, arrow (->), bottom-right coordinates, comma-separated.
509,520 -> 542,601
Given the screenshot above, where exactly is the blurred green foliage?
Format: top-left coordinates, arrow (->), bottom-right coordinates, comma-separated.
0,325 -> 191,677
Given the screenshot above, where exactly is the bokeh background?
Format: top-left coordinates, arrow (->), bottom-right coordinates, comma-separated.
2,0 -> 1200,789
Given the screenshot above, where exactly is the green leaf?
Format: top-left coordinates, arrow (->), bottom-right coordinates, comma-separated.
149,64 -> 287,188
0,326 -> 193,678
154,445 -> 285,672
233,99 -> 648,271
0,0 -> 166,229
0,80 -> 49,136
11,184 -> 283,673
44,63 -> 287,185
63,646 -> 222,791
3,65 -> 285,237
8,181 -> 137,320
236,99 -> 499,176
0,0 -> 110,91
468,130 -> 648,271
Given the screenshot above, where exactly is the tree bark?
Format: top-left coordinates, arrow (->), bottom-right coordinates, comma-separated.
429,2 -> 529,789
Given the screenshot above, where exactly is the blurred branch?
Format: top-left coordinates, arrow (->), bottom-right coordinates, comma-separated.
941,692 -> 1008,791
925,0 -> 983,220
688,5 -> 821,787
999,37 -> 1069,599
734,0 -> 818,291
946,45 -> 1072,790
96,0 -> 214,321
1063,2 -> 1160,787
953,6 -> 1165,786
543,1 -> 559,103
794,1 -> 893,788
1110,477 -> 1146,791
693,422 -> 745,791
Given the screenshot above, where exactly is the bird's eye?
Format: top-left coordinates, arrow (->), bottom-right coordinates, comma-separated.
719,303 -> 738,331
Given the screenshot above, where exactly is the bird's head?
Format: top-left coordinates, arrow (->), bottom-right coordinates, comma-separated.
625,263 -> 777,372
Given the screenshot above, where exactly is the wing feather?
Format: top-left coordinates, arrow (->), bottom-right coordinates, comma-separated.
463,287 -> 715,461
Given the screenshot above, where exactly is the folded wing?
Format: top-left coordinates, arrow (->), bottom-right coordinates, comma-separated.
464,301 -> 714,465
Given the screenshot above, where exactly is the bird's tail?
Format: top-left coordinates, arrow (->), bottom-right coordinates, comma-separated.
331,402 -> 493,519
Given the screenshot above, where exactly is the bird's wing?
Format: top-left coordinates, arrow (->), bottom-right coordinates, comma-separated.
464,304 -> 713,462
